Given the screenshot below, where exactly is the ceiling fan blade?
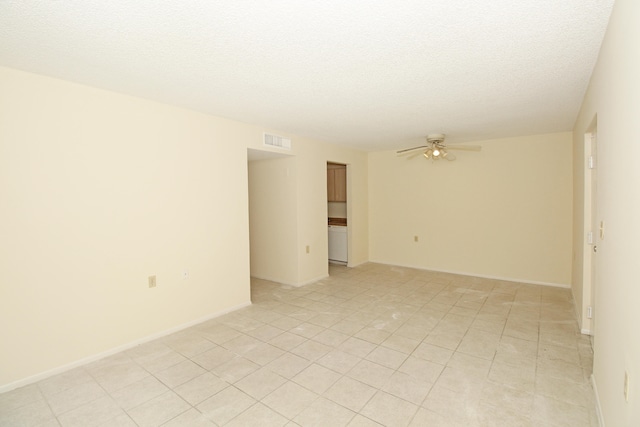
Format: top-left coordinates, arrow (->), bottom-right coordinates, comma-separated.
396,145 -> 428,155
406,150 -> 425,159
446,145 -> 481,151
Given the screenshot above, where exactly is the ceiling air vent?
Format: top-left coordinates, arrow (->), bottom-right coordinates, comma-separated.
263,133 -> 292,150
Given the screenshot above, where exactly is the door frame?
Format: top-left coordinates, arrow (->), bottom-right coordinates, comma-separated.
581,120 -> 598,336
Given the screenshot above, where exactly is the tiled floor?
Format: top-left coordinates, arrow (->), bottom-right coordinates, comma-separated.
0,263 -> 597,426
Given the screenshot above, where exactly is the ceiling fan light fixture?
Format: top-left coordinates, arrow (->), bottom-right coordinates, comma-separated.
424,148 -> 433,159
433,148 -> 441,157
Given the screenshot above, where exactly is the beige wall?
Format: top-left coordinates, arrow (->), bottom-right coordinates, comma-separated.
248,156 -> 299,284
369,133 -> 573,286
0,66 -> 368,390
572,0 -> 640,424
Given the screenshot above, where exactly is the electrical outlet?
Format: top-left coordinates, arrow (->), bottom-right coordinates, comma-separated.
182,270 -> 189,280
306,245 -> 310,254
148,275 -> 156,288
414,235 -> 419,242
624,371 -> 630,402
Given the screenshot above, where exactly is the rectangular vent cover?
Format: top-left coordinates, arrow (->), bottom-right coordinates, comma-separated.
263,133 -> 292,150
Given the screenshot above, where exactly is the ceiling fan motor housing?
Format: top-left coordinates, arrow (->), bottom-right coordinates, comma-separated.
426,133 -> 445,144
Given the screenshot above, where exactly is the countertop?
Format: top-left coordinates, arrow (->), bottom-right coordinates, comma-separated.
328,217 -> 347,226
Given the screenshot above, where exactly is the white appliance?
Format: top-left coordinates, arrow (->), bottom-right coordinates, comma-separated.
328,225 -> 348,263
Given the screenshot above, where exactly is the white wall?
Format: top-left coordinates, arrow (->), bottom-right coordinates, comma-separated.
0,66 -> 369,391
572,0 -> 640,424
369,133 -> 573,286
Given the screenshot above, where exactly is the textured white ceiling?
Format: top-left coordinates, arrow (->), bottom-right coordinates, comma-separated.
0,1 -> 614,150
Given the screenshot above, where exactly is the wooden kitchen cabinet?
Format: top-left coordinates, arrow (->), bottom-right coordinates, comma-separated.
327,164 -> 346,202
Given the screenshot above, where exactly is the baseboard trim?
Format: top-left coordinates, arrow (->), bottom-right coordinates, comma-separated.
0,300 -> 252,394
591,374 -> 605,427
371,261 -> 571,288
250,274 -> 329,288
297,274 -> 330,287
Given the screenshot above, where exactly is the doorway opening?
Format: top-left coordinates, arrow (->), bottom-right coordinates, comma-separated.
327,162 -> 349,272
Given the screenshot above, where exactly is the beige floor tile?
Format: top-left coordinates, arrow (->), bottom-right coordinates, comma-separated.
354,327 -> 391,345
365,345 -> 408,370
412,342 -> 453,365
173,372 -> 228,406
331,319 -> 367,335
221,334 -> 263,355
197,386 -> 256,426
245,324 -> 285,342
538,343 -> 581,365
481,381 -> 534,416
293,363 -> 341,394
380,334 -> 420,354
269,316 -> 303,331
0,384 -> 44,413
488,362 -> 536,393
242,343 -> 286,366
317,349 -> 361,374
290,322 -> 325,339
338,337 -> 377,358
109,375 -> 169,411
267,352 -> 312,378
235,367 -> 287,400
164,332 -> 217,358
57,396 -> 124,427
37,368 -> 95,397
154,359 -> 207,388
290,340 -> 333,361
347,414 -> 384,426
226,402 -> 289,426
535,375 -> 591,407
293,397 -> 356,427
360,390 -> 419,427
382,371 -> 433,404
0,399 -> 56,427
269,331 -> 308,351
312,328 -> 350,347
409,407 -> 475,427
531,394 -> 590,426
456,329 -> 500,360
2,264 -> 600,427
44,380 -> 106,416
423,383 -> 482,423
536,358 -> 587,384
446,352 -> 492,377
161,408 -> 215,427
94,362 -> 150,394
262,381 -> 319,419
347,360 -> 394,389
398,356 -> 444,384
323,376 -> 377,412
126,391 -> 190,427
211,356 -> 260,383
190,346 -> 236,370
135,349 -> 187,374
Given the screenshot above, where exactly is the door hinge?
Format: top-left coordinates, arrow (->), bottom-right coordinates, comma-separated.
587,306 -> 593,319
587,231 -> 594,245
588,156 -> 595,169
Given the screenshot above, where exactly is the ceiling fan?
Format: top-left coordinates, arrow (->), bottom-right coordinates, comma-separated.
396,134 -> 481,161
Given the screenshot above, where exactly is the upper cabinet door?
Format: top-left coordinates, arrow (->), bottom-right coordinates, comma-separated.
327,164 -> 346,202
333,167 -> 346,202
327,168 -> 336,201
